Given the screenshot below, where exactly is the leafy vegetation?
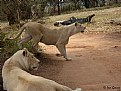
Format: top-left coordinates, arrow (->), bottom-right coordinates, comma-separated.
0,31 -> 33,59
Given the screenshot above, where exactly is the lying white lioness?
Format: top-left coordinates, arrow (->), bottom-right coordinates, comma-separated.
9,22 -> 86,61
2,48 -> 82,91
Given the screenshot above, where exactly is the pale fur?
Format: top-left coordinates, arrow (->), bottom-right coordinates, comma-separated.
2,48 -> 82,91
9,22 -> 86,61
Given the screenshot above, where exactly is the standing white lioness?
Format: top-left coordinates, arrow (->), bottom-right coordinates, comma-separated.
10,22 -> 86,61
2,48 -> 82,91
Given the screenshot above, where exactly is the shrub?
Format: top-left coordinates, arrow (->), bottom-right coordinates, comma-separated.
0,32 -> 33,59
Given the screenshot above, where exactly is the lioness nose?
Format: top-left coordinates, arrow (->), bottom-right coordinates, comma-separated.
33,67 -> 37,69
81,31 -> 84,33
83,27 -> 86,29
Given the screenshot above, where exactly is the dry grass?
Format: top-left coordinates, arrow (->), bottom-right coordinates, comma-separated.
0,7 -> 121,35
44,7 -> 121,32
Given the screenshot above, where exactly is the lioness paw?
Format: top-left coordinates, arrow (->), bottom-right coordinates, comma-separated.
73,88 -> 82,91
66,58 -> 72,61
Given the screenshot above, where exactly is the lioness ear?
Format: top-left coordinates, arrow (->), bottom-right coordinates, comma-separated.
23,48 -> 28,56
75,22 -> 78,26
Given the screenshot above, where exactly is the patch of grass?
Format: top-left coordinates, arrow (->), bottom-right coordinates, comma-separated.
0,32 -> 33,59
45,3 -> 121,24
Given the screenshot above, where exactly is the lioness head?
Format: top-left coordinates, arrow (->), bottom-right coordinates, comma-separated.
75,22 -> 86,33
18,48 -> 40,71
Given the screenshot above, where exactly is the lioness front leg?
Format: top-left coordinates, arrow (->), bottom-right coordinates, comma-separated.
56,43 -> 72,61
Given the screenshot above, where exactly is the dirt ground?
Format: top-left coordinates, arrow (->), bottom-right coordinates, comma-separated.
30,32 -> 121,91
1,32 -> 121,91
1,7 -> 121,91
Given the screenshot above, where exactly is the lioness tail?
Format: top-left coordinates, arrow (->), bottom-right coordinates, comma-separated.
8,24 -> 26,40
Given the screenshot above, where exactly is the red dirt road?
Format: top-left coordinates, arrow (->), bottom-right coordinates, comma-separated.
34,32 -> 121,91
1,32 -> 121,91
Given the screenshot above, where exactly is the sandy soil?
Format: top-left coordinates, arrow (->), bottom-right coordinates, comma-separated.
1,32 -> 121,91
31,32 -> 121,91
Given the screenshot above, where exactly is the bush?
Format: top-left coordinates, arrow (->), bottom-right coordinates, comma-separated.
0,32 -> 33,59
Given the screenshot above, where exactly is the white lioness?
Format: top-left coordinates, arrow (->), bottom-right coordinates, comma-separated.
2,48 -> 82,91
9,22 -> 86,61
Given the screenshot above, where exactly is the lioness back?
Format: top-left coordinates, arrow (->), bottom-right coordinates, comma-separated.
9,22 -> 86,61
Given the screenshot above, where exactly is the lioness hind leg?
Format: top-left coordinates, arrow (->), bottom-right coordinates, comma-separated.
56,43 -> 72,61
32,37 -> 42,53
18,34 -> 32,49
31,33 -> 43,53
32,42 -> 40,53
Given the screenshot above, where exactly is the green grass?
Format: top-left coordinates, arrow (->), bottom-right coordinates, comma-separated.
0,32 -> 33,59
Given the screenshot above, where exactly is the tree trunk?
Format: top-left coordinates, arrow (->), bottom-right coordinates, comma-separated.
115,0 -> 118,3
57,0 -> 61,15
83,0 -> 90,8
2,0 -> 20,25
